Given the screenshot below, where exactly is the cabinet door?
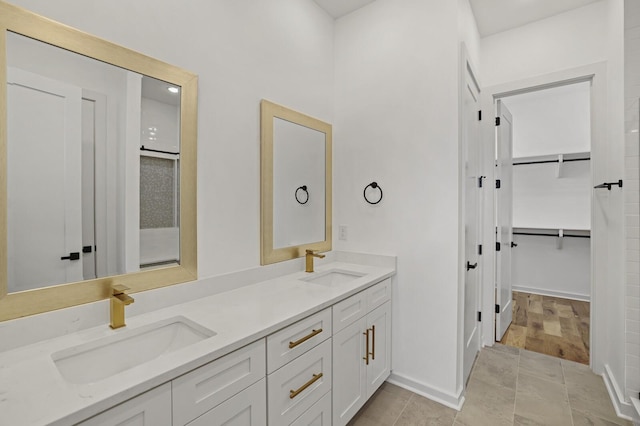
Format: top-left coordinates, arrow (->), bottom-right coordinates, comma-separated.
366,301 -> 391,398
78,383 -> 171,426
332,317 -> 367,426
186,379 -> 266,426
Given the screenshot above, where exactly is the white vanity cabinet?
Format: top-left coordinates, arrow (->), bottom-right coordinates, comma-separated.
172,339 -> 266,426
332,279 -> 392,426
71,276 -> 393,426
266,308 -> 333,425
78,383 -> 172,426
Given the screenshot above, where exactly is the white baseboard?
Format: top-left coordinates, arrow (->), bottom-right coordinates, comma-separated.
603,365 -> 639,423
512,285 -> 590,302
387,372 -> 464,411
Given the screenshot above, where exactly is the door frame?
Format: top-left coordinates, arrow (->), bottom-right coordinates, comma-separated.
458,43 -> 483,391
479,62 -> 607,372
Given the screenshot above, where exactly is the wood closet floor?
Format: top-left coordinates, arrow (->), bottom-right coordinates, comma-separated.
500,291 -> 590,364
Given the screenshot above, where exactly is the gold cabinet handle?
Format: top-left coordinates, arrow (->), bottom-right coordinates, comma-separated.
289,373 -> 323,399
363,329 -> 370,365
289,328 -> 323,349
370,324 -> 376,360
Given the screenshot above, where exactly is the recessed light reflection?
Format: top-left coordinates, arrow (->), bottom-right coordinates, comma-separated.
167,86 -> 179,94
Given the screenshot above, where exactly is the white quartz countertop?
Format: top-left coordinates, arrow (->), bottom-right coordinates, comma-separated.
0,261 -> 394,426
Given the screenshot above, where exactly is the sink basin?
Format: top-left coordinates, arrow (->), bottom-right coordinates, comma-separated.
301,269 -> 365,287
52,316 -> 215,384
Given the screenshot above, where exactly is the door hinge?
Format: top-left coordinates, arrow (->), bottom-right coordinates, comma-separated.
496,179 -> 501,189
496,242 -> 501,251
478,110 -> 482,121
477,311 -> 482,322
495,117 -> 501,126
478,244 -> 483,255
495,304 -> 500,314
478,176 -> 486,188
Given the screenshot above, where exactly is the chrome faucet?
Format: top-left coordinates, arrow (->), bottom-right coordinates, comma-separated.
110,284 -> 134,329
305,249 -> 325,273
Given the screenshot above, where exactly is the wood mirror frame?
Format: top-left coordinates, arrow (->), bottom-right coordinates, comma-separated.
260,99 -> 332,265
0,1 -> 198,321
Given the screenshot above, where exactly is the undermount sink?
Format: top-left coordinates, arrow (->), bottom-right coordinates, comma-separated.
52,316 -> 215,384
301,269 -> 365,287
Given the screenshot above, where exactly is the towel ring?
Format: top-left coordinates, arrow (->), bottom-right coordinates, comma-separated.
364,182 -> 383,205
295,185 -> 309,204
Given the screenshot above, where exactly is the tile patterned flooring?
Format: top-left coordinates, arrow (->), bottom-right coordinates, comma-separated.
348,344 -> 632,426
500,291 -> 590,365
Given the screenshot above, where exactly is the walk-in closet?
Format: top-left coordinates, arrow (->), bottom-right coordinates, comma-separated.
498,81 -> 592,364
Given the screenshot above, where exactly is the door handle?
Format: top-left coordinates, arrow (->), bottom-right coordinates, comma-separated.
466,261 -> 478,271
511,242 -> 518,248
61,252 -> 80,261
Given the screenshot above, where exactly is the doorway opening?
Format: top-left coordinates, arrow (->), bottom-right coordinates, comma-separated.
494,81 -> 592,365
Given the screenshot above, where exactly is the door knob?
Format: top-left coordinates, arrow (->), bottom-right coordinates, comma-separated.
466,261 -> 478,271
511,242 -> 518,248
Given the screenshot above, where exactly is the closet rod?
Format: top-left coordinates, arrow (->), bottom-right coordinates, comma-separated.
140,145 -> 180,156
513,231 -> 590,239
513,157 -> 590,166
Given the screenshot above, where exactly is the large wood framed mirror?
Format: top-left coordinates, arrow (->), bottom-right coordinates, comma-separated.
0,1 -> 198,321
260,100 -> 332,265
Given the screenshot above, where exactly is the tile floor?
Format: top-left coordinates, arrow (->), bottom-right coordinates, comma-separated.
348,344 -> 632,426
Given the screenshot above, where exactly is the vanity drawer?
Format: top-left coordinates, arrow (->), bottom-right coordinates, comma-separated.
367,278 -> 391,311
290,390 -> 332,426
267,308 -> 331,374
172,339 -> 266,426
267,338 -> 332,426
186,378 -> 266,426
332,290 -> 367,333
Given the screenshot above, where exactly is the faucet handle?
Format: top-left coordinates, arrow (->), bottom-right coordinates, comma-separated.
112,284 -> 130,295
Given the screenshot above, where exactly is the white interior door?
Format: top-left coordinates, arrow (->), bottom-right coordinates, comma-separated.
463,63 -> 482,383
7,67 -> 83,291
495,100 -> 514,340
81,98 -> 96,280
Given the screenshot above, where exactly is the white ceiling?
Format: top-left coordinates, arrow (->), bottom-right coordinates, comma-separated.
314,0 -> 601,37
313,0 -> 376,19
468,0 -> 601,37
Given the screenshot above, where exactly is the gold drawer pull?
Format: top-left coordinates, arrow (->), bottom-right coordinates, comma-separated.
289,373 -> 323,399
289,328 -> 323,349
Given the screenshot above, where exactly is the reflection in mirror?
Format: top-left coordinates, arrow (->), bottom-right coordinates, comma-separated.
273,118 -> 325,248
6,32 -> 181,293
261,100 -> 332,265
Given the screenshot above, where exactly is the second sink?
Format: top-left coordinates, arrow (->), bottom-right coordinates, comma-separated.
52,316 -> 216,384
301,269 -> 365,287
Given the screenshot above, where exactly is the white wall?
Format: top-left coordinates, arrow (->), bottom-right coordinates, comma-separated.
481,1 -> 608,88
624,0 -> 640,411
502,83 -> 591,158
8,0 -> 335,277
334,0 -> 479,405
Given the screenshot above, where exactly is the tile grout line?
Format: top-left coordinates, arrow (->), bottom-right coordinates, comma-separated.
562,361 -> 576,426
512,347 -> 520,424
391,392 -> 414,426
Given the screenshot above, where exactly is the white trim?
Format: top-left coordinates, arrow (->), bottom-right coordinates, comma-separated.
602,365 -> 639,423
511,285 -> 590,302
387,373 -> 465,411
480,62 -> 607,376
